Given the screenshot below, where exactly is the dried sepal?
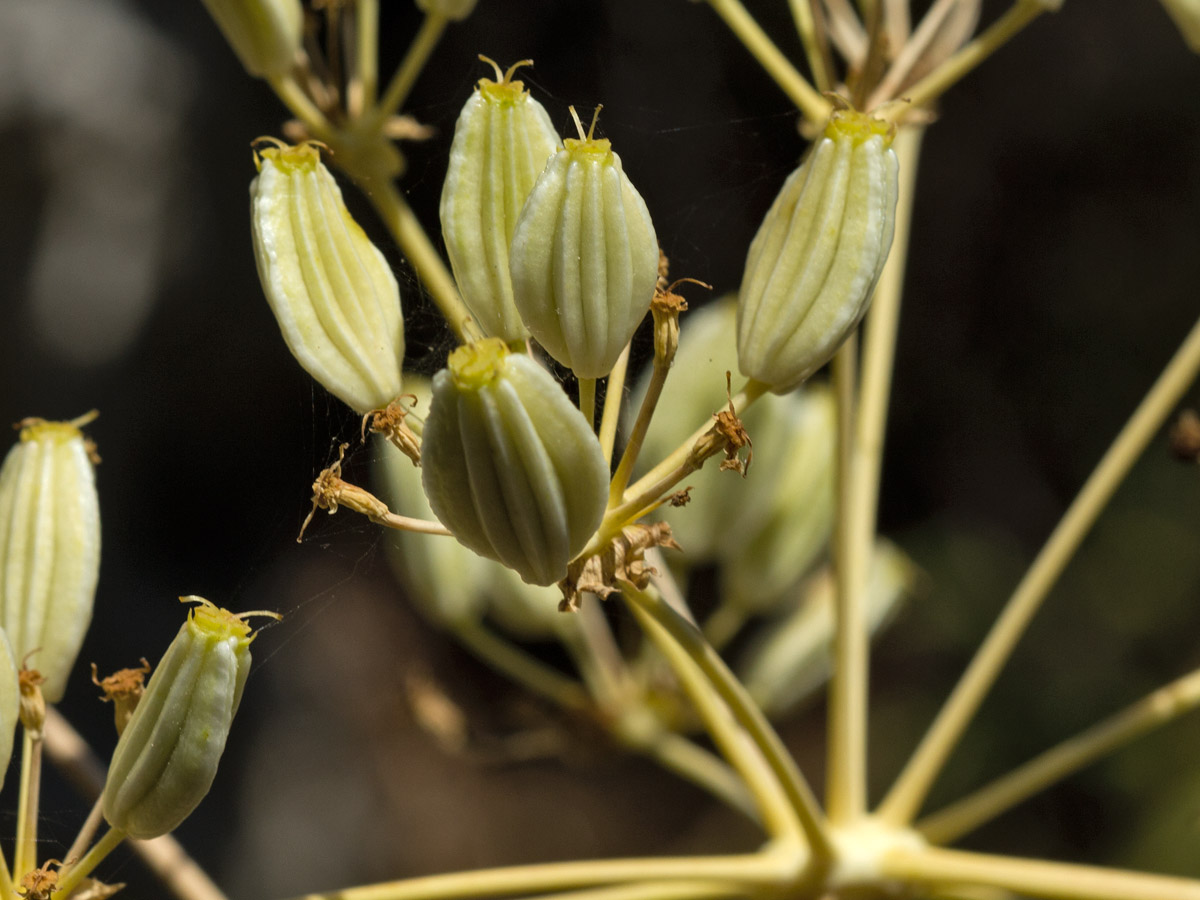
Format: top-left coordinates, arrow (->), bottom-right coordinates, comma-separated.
200,0 -> 303,78
421,339 -> 609,586
560,522 -> 681,611
251,140 -> 405,414
441,58 -> 560,342
510,108 -> 660,378
102,598 -> 279,839
0,414 -> 101,703
737,110 -> 899,393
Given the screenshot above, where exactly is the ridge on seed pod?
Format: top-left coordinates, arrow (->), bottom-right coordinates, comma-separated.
737,108 -> 899,394
0,413 -> 100,703
510,106 -> 660,379
421,339 -> 608,587
102,598 -> 279,839
200,0 -> 303,78
441,57 -> 561,343
251,139 -> 405,415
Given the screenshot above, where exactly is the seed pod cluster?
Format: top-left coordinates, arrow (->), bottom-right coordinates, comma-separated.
102,598 -> 262,839
737,109 -> 899,393
441,60 -> 560,342
510,111 -> 660,379
200,0 -> 303,78
0,417 -> 100,703
251,140 -> 405,415
421,339 -> 608,586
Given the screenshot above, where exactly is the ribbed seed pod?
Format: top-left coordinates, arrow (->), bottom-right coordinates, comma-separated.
0,630 -> 19,791
422,339 -> 608,586
103,598 -> 263,839
441,60 -> 560,342
510,114 -> 659,379
200,0 -> 303,78
0,417 -> 100,703
251,141 -> 404,415
737,110 -> 899,393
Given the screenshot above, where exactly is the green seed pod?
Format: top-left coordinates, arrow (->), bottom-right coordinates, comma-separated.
440,59 -> 560,342
0,630 -> 19,791
102,598 -> 269,839
421,339 -> 608,586
0,416 -> 100,703
737,110 -> 899,393
739,541 -> 915,716
251,140 -> 404,415
200,0 -> 303,78
510,110 -> 659,379
415,0 -> 478,21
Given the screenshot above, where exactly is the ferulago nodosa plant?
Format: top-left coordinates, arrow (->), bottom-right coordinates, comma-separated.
2,2 -> 1200,900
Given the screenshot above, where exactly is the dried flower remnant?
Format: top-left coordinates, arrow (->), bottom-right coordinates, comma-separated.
251,139 -> 405,415
421,339 -> 609,586
0,413 -> 100,704
441,57 -> 560,342
560,522 -> 681,611
91,658 -> 151,736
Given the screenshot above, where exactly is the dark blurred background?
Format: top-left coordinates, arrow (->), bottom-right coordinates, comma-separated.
1,1 -> 1199,897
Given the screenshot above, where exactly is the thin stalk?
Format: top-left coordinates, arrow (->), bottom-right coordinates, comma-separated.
623,587 -> 834,868
56,826 -> 126,899
562,599 -> 635,716
372,511 -> 453,535
869,0 -> 963,107
706,0 -> 832,124
42,709 -> 231,900
827,335 -> 863,824
290,850 -> 802,900
65,798 -> 105,874
918,664 -> 1200,845
787,0 -> 833,92
627,592 -> 796,837
14,727 -> 43,880
369,13 -> 449,129
267,75 -> 335,142
881,845 -> 1200,900
702,604 -> 748,652
350,0 -> 379,117
887,0 -> 1047,116
579,378 -> 598,432
364,178 -> 477,343
827,125 -> 924,824
505,879 -> 754,900
610,357 -> 670,506
455,622 -> 591,712
599,344 -> 632,465
879,311 -> 1200,825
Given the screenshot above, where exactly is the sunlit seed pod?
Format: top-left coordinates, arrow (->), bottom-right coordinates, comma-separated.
421,339 -> 608,586
251,140 -> 405,415
200,0 -> 303,78
415,0 -> 479,21
102,599 -> 269,839
0,416 -> 100,703
0,630 -> 19,791
738,541 -> 915,717
510,111 -> 660,379
1161,0 -> 1200,51
737,110 -> 899,393
440,59 -> 560,342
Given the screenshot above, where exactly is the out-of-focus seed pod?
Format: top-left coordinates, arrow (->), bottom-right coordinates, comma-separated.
440,59 -> 560,342
415,0 -> 478,21
200,0 -> 303,78
422,339 -> 608,586
251,140 -> 405,415
103,598 -> 269,839
510,111 -> 659,379
739,541 -> 915,716
737,110 -> 899,393
1161,0 -> 1200,51
0,630 -> 19,791
0,416 -> 100,703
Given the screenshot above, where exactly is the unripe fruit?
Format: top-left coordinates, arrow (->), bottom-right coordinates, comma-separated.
510,110 -> 659,379
0,415 -> 100,703
251,140 -> 405,415
200,0 -> 303,78
441,59 -> 560,342
737,110 -> 899,393
421,340 -> 608,586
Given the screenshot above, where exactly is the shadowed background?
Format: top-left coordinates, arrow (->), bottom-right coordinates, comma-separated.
0,1 -> 1199,897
